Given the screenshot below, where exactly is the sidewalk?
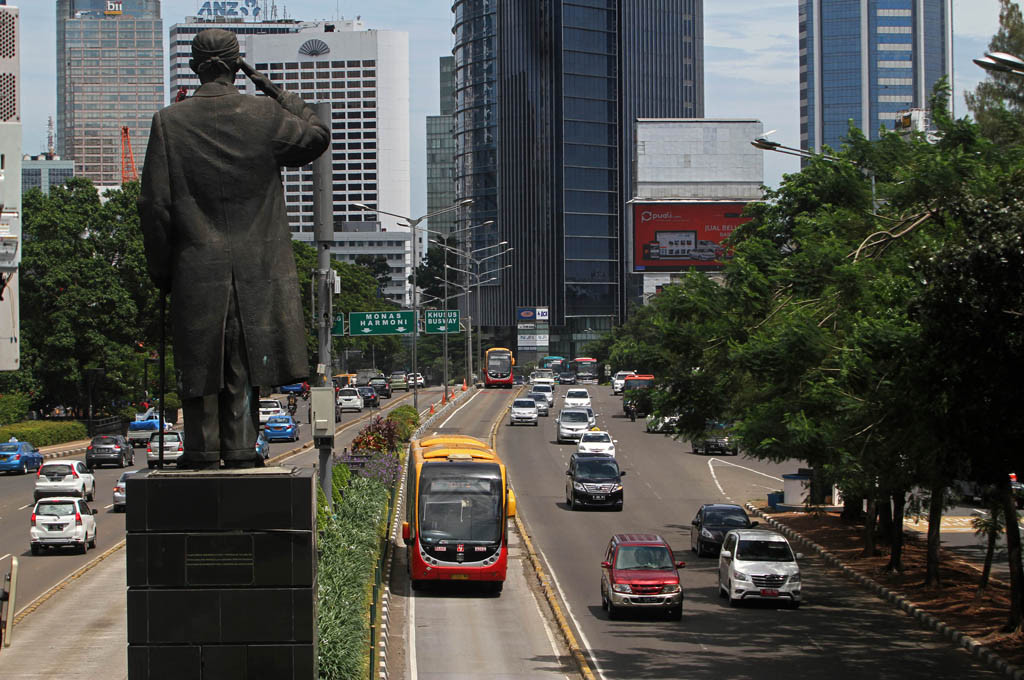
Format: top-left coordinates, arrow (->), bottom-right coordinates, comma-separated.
1,545 -> 127,679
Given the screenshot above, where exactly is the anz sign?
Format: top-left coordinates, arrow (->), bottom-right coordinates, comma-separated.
197,0 -> 262,18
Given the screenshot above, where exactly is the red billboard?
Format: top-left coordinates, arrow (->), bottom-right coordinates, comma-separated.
632,202 -> 751,272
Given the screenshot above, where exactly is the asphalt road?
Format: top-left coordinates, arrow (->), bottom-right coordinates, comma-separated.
399,387 -> 576,680
0,387 -> 429,612
498,386 -> 1002,680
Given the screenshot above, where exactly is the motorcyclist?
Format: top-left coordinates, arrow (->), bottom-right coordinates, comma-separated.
287,393 -> 298,415
300,380 -> 310,400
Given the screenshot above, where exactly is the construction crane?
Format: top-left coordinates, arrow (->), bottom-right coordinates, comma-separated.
120,125 -> 138,184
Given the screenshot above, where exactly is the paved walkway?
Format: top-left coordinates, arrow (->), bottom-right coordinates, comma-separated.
0,547 -> 127,679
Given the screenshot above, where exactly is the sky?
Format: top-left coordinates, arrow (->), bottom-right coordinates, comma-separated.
16,0 -> 1009,214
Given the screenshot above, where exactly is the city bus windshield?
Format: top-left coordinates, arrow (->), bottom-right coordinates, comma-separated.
418,463 -> 503,544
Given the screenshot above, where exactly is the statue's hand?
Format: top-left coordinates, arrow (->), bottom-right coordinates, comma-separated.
239,58 -> 281,99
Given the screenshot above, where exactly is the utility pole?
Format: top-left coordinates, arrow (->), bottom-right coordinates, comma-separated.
312,101 -> 334,500
466,314 -> 473,386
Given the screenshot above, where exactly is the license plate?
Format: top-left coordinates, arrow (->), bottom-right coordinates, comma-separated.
592,495 -> 605,500
46,524 -> 66,531
449,574 -> 469,580
760,588 -> 779,597
47,476 -> 65,482
634,597 -> 660,603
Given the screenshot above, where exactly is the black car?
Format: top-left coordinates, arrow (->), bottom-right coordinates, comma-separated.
86,434 -> 135,468
368,377 -> 392,398
690,503 -> 757,556
692,421 -> 739,455
565,454 -> 625,511
357,386 -> 379,408
558,372 -> 577,385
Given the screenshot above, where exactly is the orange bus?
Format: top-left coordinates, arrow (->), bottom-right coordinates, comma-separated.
403,434 -> 517,593
484,347 -> 515,387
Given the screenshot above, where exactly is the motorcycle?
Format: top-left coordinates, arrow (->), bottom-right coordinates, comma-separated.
287,396 -> 298,416
625,401 -> 637,422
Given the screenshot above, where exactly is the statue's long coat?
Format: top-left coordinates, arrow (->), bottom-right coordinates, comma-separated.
139,81 -> 329,399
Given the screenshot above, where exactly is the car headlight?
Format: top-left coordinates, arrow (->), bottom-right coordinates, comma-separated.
661,584 -> 681,594
573,482 -> 586,491
701,528 -> 714,539
733,570 -> 751,582
612,583 -> 632,594
788,572 -> 800,583
613,484 -> 623,491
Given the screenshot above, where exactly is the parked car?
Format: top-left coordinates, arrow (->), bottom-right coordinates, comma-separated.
408,372 -> 425,387
645,414 -> 680,434
279,383 -> 305,394
564,388 -> 592,409
147,431 -> 185,468
30,496 -> 98,555
612,371 -> 637,395
263,415 -> 300,442
600,533 -> 684,620
86,434 -> 134,468
531,384 -> 555,407
112,470 -> 138,512
558,372 -> 577,385
527,391 -> 550,416
509,398 -> 539,426
369,377 -> 392,398
690,503 -> 758,556
693,421 -> 739,456
357,386 -> 380,408
556,408 -> 591,444
390,372 -> 409,392
34,460 -> 96,502
258,399 -> 286,427
718,529 -> 802,608
576,430 -> 616,456
566,454 -> 625,510
336,387 -> 364,412
255,431 -> 270,461
0,441 -> 43,475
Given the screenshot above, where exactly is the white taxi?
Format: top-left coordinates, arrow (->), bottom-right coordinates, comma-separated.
576,430 -> 616,456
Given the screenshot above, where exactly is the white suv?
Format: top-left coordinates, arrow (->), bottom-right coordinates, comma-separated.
612,371 -> 636,395
509,398 -> 539,426
147,431 -> 185,468
34,460 -> 96,502
718,529 -> 803,608
531,384 -> 555,406
259,399 -> 285,426
563,388 -> 592,409
336,387 -> 364,412
30,497 -> 98,555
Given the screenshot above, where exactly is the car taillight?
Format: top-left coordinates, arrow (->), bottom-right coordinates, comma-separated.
147,444 -> 152,453
13,453 -> 20,460
87,445 -> 93,451
30,512 -> 36,525
75,512 -> 83,526
178,443 -> 183,452
71,466 -> 79,478
37,465 -> 43,477
114,445 -> 121,451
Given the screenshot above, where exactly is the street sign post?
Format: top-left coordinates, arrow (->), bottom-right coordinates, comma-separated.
424,309 -> 461,334
348,311 -> 416,336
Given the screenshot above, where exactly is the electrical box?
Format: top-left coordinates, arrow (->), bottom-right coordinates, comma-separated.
310,386 -> 335,439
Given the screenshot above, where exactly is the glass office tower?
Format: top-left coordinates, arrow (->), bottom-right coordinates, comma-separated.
799,0 -> 952,154
426,56 -> 458,237
56,0 -> 164,186
452,0 -> 703,353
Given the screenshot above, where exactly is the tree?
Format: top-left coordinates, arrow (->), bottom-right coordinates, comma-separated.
354,254 -> 392,292
965,0 -> 1024,146
412,237 -> 460,305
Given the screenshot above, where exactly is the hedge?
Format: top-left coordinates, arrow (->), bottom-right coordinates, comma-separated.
317,473 -> 390,679
386,404 -> 420,441
0,420 -> 89,447
0,392 -> 30,426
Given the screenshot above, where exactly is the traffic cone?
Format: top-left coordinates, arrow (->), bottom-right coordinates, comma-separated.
441,391 -> 447,405
430,403 -> 436,415
462,379 -> 468,392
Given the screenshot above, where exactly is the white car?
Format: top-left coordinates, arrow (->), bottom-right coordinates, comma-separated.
259,399 -> 285,426
718,529 -> 803,609
563,388 -> 592,409
147,431 -> 185,468
336,387 -> 364,412
30,496 -> 98,555
576,430 -> 616,456
408,373 -> 425,387
531,384 -> 555,406
508,398 -> 539,426
612,371 -> 636,395
34,460 -> 96,502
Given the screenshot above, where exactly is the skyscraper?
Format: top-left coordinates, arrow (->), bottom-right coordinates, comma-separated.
799,0 -> 953,154
0,1 -> 20,370
56,0 -> 164,186
425,57 -> 457,237
452,0 -> 704,355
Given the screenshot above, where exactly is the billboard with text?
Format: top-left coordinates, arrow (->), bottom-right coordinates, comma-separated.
632,202 -> 751,272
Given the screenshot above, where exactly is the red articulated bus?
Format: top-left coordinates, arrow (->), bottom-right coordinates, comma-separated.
484,347 -> 515,387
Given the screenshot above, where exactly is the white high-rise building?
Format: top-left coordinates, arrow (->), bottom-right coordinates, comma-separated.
0,2 -> 21,371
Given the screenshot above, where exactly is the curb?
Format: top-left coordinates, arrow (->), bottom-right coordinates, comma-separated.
491,389 -> 597,680
744,502 -> 1024,680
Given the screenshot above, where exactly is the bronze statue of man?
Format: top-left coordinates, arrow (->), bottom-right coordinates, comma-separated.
138,29 -> 329,469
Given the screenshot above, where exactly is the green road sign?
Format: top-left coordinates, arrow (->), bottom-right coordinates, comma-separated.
348,310 -> 416,336
424,309 -> 461,334
331,314 -> 345,336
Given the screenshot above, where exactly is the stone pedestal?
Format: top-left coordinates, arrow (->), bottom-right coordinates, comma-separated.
126,467 -> 316,680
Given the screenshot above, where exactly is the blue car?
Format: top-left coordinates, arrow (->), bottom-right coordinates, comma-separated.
263,415 -> 300,443
255,432 -> 270,461
280,383 -> 305,394
0,441 -> 44,474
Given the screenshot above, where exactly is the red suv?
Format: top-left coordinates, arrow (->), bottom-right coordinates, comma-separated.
600,533 -> 685,620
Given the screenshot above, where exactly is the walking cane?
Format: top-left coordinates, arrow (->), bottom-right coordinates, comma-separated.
157,292 -> 166,470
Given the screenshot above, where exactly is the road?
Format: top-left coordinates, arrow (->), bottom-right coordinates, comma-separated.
496,385 -> 1002,680
0,387 -> 429,614
396,387 -> 576,680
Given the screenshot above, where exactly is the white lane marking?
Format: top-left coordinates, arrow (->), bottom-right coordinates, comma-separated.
0,554 -> 10,562
408,579 -> 418,680
534,541 -> 608,680
18,503 -> 31,510
436,389 -> 483,429
104,503 -> 113,509
707,459 -> 727,497
708,458 -> 784,482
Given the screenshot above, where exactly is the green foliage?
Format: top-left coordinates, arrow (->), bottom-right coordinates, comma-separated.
0,392 -> 31,426
0,420 -> 89,447
386,404 -> 420,441
354,253 -> 392,290
965,0 -> 1024,146
317,476 -> 390,679
351,415 -> 400,454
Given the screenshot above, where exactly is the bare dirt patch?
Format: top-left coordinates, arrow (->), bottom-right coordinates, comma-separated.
757,507 -> 1024,668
